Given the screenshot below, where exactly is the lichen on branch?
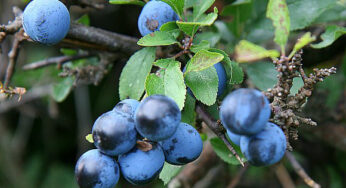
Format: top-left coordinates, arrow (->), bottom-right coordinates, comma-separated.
265,50 -> 336,150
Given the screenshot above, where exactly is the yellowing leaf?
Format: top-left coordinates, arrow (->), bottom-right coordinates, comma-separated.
234,40 -> 280,62
266,0 -> 290,53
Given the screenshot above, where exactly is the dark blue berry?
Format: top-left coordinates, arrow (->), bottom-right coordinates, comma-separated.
220,88 -> 271,135
159,122 -> 203,165
118,142 -> 165,185
240,122 -> 287,166
135,95 -> 181,141
75,149 -> 120,188
92,110 -> 137,156
138,0 -> 179,36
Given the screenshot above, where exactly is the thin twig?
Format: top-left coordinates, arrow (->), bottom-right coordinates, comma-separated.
227,164 -> 249,188
172,35 -> 195,59
299,66 -> 308,82
64,23 -> 140,54
286,152 -> 321,188
0,7 -> 22,33
22,54 -> 94,70
0,85 -> 51,114
196,103 -> 245,166
4,29 -> 24,88
274,163 -> 296,188
219,134 -> 244,166
173,50 -> 188,59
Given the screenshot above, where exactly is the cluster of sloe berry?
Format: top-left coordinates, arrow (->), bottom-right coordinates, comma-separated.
220,88 -> 287,166
22,0 -> 286,185
75,95 -> 203,188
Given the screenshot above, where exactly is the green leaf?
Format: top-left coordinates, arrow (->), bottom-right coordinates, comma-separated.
266,0 -> 290,52
234,40 -> 280,62
145,74 -> 164,94
177,8 -> 218,36
200,133 -> 208,141
289,32 -> 316,58
206,104 -> 219,119
185,66 -> 218,105
160,21 -> 179,31
245,61 -> 277,91
222,0 -> 253,37
290,77 -> 304,95
229,62 -> 244,84
311,25 -> 346,49
313,2 -> 346,24
207,48 -> 244,85
85,134 -> 94,143
185,49 -> 224,74
60,48 -> 77,56
137,31 -> 179,46
214,21 -> 234,43
160,21 -> 180,39
159,162 -> 183,185
288,0 -> 337,30
145,59 -> 186,109
190,40 -> 210,53
119,47 -> 156,100
161,0 -> 185,18
51,77 -> 74,102
207,48 -> 232,64
245,15 -> 275,44
210,137 -> 246,165
181,94 -> 196,126
160,21 -> 181,39
77,14 -> 90,26
192,0 -> 215,21
184,0 -> 195,8
109,0 -> 145,6
194,31 -> 221,47
222,0 -> 252,16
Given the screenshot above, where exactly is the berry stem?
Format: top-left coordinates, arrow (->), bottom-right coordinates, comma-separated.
196,103 -> 245,167
219,134 -> 245,167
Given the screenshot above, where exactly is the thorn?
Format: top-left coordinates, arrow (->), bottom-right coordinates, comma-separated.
236,155 -> 245,167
